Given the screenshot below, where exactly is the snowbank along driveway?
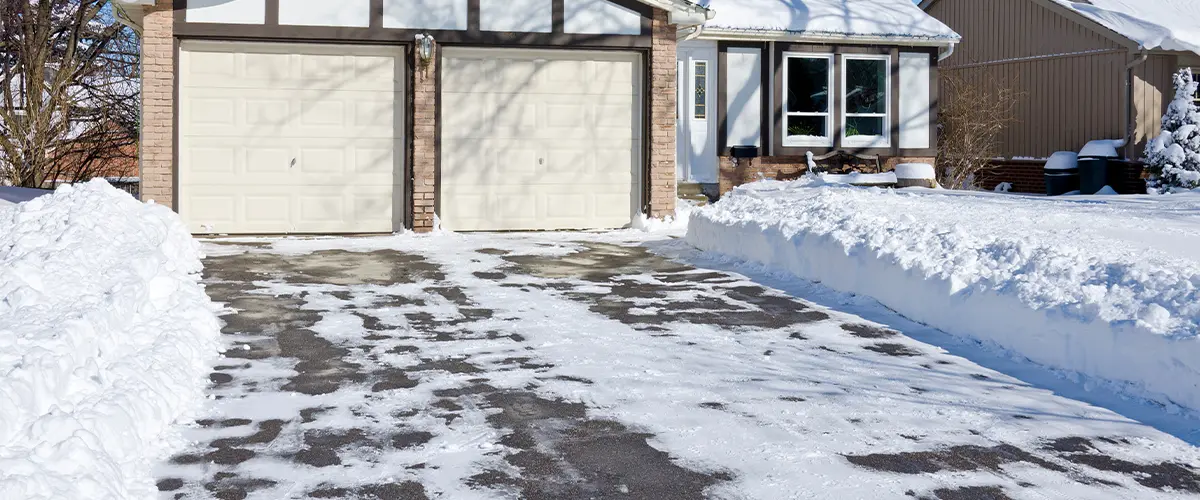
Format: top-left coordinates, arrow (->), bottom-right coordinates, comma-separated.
155,232 -> 1200,499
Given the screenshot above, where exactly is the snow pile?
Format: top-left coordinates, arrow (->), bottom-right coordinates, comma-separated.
815,171 -> 897,185
0,180 -> 221,499
633,199 -> 698,233
1052,0 -> 1200,55
687,179 -> 1200,411
698,0 -> 960,40
894,163 -> 935,180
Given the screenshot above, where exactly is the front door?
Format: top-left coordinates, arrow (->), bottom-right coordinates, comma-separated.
676,41 -> 718,184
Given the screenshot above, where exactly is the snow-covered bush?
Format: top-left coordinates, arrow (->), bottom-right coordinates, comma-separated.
1145,68 -> 1200,192
0,180 -> 221,499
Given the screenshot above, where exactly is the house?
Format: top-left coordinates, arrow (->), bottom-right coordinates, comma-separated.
676,0 -> 960,197
115,0 -> 955,234
921,0 -> 1200,166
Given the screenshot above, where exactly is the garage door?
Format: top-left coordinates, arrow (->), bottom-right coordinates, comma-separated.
179,41 -> 404,234
441,48 -> 642,231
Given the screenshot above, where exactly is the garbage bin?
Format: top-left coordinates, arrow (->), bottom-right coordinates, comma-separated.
1077,139 -> 1124,194
1078,157 -> 1110,194
1044,151 -> 1079,196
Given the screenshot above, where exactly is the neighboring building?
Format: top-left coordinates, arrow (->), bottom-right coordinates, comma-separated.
116,0 -> 955,234
678,0 -> 959,196
922,0 -> 1200,162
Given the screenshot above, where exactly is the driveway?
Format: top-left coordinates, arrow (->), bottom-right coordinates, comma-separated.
156,232 -> 1200,499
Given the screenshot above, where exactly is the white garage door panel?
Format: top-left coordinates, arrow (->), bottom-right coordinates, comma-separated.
440,48 -> 641,231
180,41 -> 403,234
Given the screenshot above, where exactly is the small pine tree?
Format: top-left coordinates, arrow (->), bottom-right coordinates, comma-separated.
1145,68 -> 1200,193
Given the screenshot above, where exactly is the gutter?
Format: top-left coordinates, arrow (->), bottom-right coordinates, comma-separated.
1124,49 -> 1149,159
695,27 -> 958,48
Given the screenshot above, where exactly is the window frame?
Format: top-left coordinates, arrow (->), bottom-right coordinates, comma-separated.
841,54 -> 891,148
781,52 -> 835,148
692,59 -> 708,120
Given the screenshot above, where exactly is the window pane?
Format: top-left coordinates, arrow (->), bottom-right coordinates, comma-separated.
694,62 -> 707,119
786,115 -> 828,138
846,59 -> 886,114
845,116 -> 885,138
786,57 -> 829,113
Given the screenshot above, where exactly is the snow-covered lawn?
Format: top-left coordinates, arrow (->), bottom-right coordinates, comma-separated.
0,180 -> 221,499
688,179 -> 1200,413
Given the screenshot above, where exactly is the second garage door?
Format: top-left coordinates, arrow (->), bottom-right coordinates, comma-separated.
440,48 -> 643,231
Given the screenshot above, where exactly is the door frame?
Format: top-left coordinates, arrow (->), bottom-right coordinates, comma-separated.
676,41 -> 718,184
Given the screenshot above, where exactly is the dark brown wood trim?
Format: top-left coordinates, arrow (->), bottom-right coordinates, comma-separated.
716,41 -> 771,155
174,23 -> 651,48
890,48 -> 900,157
369,0 -> 383,29
552,0 -> 565,34
467,0 -> 481,33
174,0 -> 187,27
264,0 -> 279,26
404,44 -> 414,229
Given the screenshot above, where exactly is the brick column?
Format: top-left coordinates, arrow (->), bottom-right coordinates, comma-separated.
140,1 -> 174,208
647,10 -> 677,218
411,44 -> 437,232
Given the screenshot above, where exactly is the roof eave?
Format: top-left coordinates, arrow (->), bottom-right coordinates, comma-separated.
634,0 -> 714,25
696,27 -> 960,48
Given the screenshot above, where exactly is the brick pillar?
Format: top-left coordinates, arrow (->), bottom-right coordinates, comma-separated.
140,1 -> 174,208
647,10 -> 677,218
411,43 -> 437,232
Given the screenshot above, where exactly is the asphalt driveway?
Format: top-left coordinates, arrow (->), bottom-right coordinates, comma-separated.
155,232 -> 1200,500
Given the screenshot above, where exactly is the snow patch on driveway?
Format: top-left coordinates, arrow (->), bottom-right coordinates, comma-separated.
0,180 -> 221,499
686,179 -> 1200,412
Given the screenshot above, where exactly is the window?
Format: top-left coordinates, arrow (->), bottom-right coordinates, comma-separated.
693,61 -> 707,119
783,54 -> 833,147
843,55 -> 890,147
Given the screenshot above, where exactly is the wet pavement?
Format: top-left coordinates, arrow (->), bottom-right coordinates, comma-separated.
155,235 -> 1200,499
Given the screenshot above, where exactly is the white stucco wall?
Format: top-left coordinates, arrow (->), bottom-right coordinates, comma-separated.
564,0 -> 642,35
279,0 -> 371,27
186,0 -> 266,24
899,52 -> 932,150
383,0 -> 468,30
726,47 -> 763,148
481,0 -> 552,33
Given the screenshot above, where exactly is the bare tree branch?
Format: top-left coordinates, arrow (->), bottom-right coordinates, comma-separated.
0,0 -> 139,188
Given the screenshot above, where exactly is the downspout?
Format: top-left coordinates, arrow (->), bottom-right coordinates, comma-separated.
678,24 -> 706,41
1124,49 -> 1149,159
938,42 -> 956,62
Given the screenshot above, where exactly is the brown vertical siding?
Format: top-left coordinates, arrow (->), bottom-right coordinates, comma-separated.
926,0 -> 1181,159
1132,54 -> 1179,154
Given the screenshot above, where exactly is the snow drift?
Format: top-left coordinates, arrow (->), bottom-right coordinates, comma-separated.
0,180 -> 221,499
687,179 -> 1200,411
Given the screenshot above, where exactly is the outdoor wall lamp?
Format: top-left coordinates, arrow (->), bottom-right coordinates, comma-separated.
415,34 -> 434,69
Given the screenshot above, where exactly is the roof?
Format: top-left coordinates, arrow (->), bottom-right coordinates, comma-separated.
1047,0 -> 1200,55
698,0 -> 960,43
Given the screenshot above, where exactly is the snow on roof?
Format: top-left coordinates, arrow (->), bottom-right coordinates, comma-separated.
698,0 -> 960,41
1050,0 -> 1200,55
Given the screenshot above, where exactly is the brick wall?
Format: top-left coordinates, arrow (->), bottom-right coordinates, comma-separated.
977,160 -> 1149,195
718,155 -> 936,194
411,44 -> 437,232
139,0 -> 174,207
646,10 -> 676,217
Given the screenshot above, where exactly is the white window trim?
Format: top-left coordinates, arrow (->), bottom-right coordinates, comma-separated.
782,52 -> 834,148
692,59 -> 708,121
842,54 -> 891,148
